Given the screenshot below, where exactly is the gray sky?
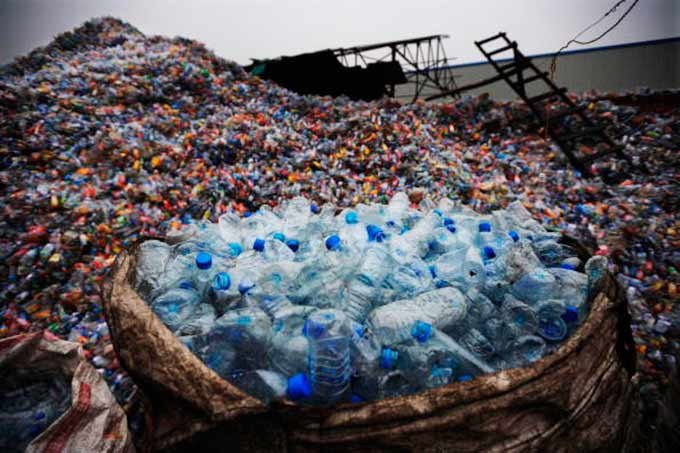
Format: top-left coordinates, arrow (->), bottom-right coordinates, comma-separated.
1,0 -> 678,66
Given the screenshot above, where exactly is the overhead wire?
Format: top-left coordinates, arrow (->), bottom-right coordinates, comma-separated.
544,0 -> 641,141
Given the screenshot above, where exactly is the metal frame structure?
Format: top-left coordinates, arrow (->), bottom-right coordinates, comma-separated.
333,35 -> 459,102
474,32 -> 644,179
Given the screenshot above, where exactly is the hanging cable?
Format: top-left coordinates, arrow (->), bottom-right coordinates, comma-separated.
544,0 -> 640,141
549,0 -> 640,80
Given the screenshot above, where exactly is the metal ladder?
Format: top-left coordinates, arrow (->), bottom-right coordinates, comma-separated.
475,32 -> 641,178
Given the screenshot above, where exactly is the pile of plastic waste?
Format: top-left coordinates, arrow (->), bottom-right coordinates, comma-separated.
134,195 -> 604,404
0,17 -> 677,420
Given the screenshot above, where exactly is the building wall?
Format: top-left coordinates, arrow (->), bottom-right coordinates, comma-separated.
396,38 -> 680,101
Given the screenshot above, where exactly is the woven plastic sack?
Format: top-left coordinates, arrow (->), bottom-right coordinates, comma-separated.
103,236 -> 639,452
0,331 -> 134,453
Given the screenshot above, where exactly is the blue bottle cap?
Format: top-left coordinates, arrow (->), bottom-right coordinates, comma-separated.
253,238 -> 265,252
428,265 -> 437,278
310,203 -> 320,214
238,279 -> 255,295
560,263 -> 576,270
457,374 -> 473,382
287,373 -> 311,400
561,305 -> 579,324
243,211 -> 252,218
446,224 -> 457,234
386,220 -> 396,227
325,235 -> 341,251
212,272 -> 231,290
351,394 -> 364,404
285,239 -> 300,252
227,242 -> 242,257
538,318 -> 567,341
379,348 -> 399,370
195,252 -> 212,270
410,320 -> 433,343
306,311 -> 335,339
178,280 -> 195,290
366,224 -> 385,242
479,222 -> 492,232
435,279 -> 449,288
273,232 -> 286,242
236,315 -> 252,325
482,246 -> 496,260
508,230 -> 520,242
443,217 -> 455,227
345,211 -> 359,224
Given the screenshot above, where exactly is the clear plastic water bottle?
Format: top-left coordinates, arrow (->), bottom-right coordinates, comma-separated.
535,299 -> 568,342
193,251 -> 214,296
206,308 -> 272,375
548,267 -> 588,306
500,295 -> 539,340
407,320 -> 494,376
385,191 -> 411,225
270,334 -> 309,377
367,287 -> 468,346
208,271 -> 238,314
267,305 -> 316,376
458,328 -> 496,360
343,245 -> 391,322
383,259 -> 433,300
434,246 -> 486,291
151,285 -> 201,332
510,268 -> 558,305
338,210 -> 368,252
306,309 -> 351,405
176,303 -> 217,336
532,239 -> 567,266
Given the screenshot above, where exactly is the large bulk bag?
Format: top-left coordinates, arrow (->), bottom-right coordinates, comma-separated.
102,236 -> 640,451
0,331 -> 134,452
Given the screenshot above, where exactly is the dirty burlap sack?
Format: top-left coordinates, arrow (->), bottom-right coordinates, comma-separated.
0,331 -> 134,452
103,237 -> 640,452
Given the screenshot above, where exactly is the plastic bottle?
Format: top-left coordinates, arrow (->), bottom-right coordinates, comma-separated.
208,271 -> 237,313
510,268 -> 558,305
205,308 -> 272,376
367,287 -> 468,346
500,295 -> 539,342
151,286 -> 201,332
193,251 -> 214,296
534,299 -> 568,342
343,245 -> 391,322
306,309 -> 351,405
382,321 -> 494,383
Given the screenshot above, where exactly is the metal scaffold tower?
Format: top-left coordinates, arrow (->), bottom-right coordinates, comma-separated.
333,34 -> 459,102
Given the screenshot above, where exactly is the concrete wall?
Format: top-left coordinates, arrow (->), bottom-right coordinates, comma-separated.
396,38 -> 680,101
